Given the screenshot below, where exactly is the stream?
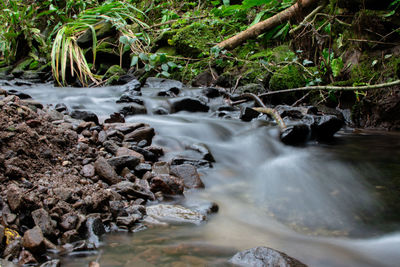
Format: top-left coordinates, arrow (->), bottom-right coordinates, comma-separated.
2,82 -> 400,266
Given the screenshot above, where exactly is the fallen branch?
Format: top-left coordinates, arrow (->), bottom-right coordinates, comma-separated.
258,80 -> 400,97
216,0 -> 318,50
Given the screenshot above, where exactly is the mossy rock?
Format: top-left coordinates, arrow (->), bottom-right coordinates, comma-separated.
249,45 -> 296,62
156,46 -> 177,56
171,22 -> 217,57
269,65 -> 306,91
11,58 -> 34,77
103,65 -> 125,81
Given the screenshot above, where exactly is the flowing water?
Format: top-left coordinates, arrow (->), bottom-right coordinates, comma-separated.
3,83 -> 400,266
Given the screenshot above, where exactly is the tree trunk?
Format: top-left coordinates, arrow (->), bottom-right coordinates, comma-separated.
216,0 -> 318,50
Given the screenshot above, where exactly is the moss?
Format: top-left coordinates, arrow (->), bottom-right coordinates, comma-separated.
29,60 -> 39,70
156,46 -> 177,56
171,22 -> 217,57
103,65 -> 125,84
269,65 -> 306,91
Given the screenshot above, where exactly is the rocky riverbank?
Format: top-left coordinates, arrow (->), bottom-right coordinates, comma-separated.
0,90 -> 217,265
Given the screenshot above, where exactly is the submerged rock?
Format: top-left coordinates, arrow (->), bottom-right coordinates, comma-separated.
146,204 -> 206,225
312,115 -> 344,140
280,124 -> 310,145
170,97 -> 209,113
229,246 -> 307,267
143,77 -> 183,91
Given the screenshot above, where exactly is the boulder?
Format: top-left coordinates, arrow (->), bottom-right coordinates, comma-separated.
146,204 -> 206,225
70,110 -> 99,125
312,115 -> 344,140
120,103 -> 147,116
229,246 -> 307,267
280,124 -> 310,145
240,107 -> 260,122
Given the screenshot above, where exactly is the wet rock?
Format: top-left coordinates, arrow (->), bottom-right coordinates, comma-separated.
170,97 -> 209,113
152,161 -> 170,175
150,175 -> 184,195
60,213 -> 79,231
70,110 -> 99,125
188,143 -> 215,162
4,239 -> 21,260
81,215 -> 105,249
7,184 -> 23,211
110,181 -> 155,201
103,140 -> 119,155
157,87 -> 180,97
143,77 -> 183,91
120,103 -> 147,116
7,89 -> 32,99
153,106 -> 169,115
94,157 -> 121,185
22,226 -> 45,254
240,107 -> 261,122
116,147 -> 145,162
202,87 -> 222,98
40,259 -> 60,267
280,124 -> 310,145
116,214 -> 142,227
55,103 -> 68,113
229,246 -> 307,267
31,208 -> 56,238
146,204 -> 206,225
313,115 -> 344,140
171,157 -> 212,168
124,127 -> 155,145
117,95 -> 143,104
124,78 -> 141,91
19,250 -> 37,265
170,164 -> 204,189
80,164 -> 95,178
107,155 -> 141,171
60,230 -> 80,244
104,112 -> 125,123
134,163 -> 152,177
130,146 -> 158,162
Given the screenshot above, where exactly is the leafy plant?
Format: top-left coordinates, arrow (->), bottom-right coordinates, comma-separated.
51,0 -> 150,86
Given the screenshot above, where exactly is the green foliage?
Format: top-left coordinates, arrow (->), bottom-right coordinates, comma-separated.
269,65 -> 306,91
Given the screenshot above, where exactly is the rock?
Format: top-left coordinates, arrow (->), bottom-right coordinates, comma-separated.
55,103 -> 68,113
153,106 -> 170,115
94,157 -> 121,185
280,124 -> 310,145
31,208 -> 56,238
116,214 -> 142,227
81,215 -> 105,249
70,110 -> 99,125
143,77 -> 183,91
201,87 -> 222,98
80,164 -> 95,178
110,181 -> 155,201
104,112 -> 125,123
7,89 -> 32,99
229,247 -> 307,267
0,225 -> 4,243
152,161 -> 170,175
157,87 -> 180,97
134,163 -> 152,177
124,127 -> 155,145
171,157 -> 212,168
60,213 -> 79,231
117,95 -> 143,104
130,146 -> 158,162
313,115 -> 343,140
240,107 -> 261,122
146,204 -> 206,225
18,250 -> 37,265
149,175 -> 184,195
39,259 -> 60,267
124,78 -> 141,91
170,164 -> 204,189
116,147 -> 145,162
192,70 -> 218,87
170,97 -> 209,113
188,143 -> 215,162
103,140 -> 119,155
7,184 -> 23,211
120,103 -> 147,116
236,83 -> 265,94
107,155 -> 141,171
22,226 -> 45,254
4,239 -> 21,260
60,230 -> 80,244
5,165 -> 27,179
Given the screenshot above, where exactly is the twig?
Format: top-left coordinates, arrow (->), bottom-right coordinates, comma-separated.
348,38 -> 398,46
292,91 -> 311,107
258,79 -> 400,97
231,75 -> 242,94
289,4 -> 325,35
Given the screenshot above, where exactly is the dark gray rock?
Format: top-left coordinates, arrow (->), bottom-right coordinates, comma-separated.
124,78 -> 141,91
171,157 -> 212,168
7,89 -> 32,99
130,146 -> 158,162
229,246 -> 307,267
170,164 -> 204,189
104,112 -> 125,123
170,97 -> 209,113
157,87 -> 180,97
22,226 -> 45,254
153,107 -> 170,115
55,103 -> 68,113
94,157 -> 121,185
60,230 -> 80,244
39,259 -> 61,267
117,95 -> 143,104
280,124 -> 310,145
107,156 -> 141,171
60,213 -> 79,231
313,115 -> 344,140
202,87 -> 222,98
134,163 -> 152,177
188,143 -> 215,162
240,107 -> 261,122
70,110 -> 99,125
120,103 -> 147,116
103,140 -> 119,155
81,215 -> 105,249
143,77 -> 183,91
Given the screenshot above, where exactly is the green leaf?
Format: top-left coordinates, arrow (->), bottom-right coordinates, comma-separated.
161,63 -> 169,71
131,55 -> 139,67
223,0 -> 230,6
139,52 -> 149,61
331,58 -> 344,77
167,61 -> 177,68
149,54 -> 157,61
161,71 -> 170,77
